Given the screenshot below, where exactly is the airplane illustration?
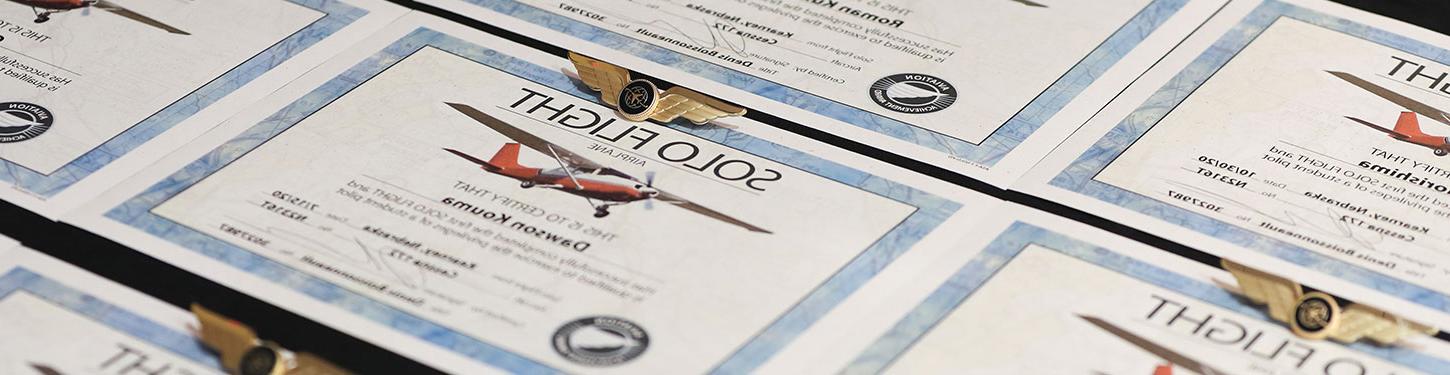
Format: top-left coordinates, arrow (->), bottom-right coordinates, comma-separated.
1329,71 -> 1450,156
29,363 -> 62,375
7,0 -> 189,34
1080,315 -> 1227,375
442,102 -> 771,233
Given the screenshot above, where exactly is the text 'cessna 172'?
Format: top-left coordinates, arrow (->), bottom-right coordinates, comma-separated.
7,0 -> 188,34
442,102 -> 771,234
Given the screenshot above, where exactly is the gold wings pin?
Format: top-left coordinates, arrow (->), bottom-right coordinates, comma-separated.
568,52 -> 746,125
1220,260 -> 1436,345
192,304 -> 352,375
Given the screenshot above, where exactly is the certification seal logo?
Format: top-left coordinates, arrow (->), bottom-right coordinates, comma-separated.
0,102 -> 53,143
616,79 -> 660,122
869,74 -> 957,114
552,316 -> 649,366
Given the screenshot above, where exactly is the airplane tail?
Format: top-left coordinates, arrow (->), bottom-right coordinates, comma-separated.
1394,111 -> 1427,137
487,143 -> 524,170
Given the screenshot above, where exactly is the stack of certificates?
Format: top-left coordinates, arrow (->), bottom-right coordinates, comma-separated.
3,0 -> 1450,373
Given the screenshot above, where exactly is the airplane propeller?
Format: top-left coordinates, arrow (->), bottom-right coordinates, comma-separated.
643,171 -> 657,210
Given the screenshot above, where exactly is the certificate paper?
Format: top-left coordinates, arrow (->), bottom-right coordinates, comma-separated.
420,0 -> 1229,184
69,13 -> 989,374
1022,0 -> 1450,325
0,0 -> 404,216
0,246 -> 225,374
766,206 -> 1450,374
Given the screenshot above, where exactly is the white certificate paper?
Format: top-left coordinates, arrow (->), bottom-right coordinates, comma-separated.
0,0 -> 404,216
0,245 -> 225,374
421,0 -> 1229,184
68,13 -> 992,374
1022,0 -> 1450,327
767,205 -> 1450,374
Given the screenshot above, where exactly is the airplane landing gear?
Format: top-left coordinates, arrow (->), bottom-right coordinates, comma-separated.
593,207 -> 611,218
520,181 -> 535,188
34,13 -> 51,23
1436,148 -> 1448,157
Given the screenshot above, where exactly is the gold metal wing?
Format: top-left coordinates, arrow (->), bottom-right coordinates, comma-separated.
192,304 -> 260,371
1331,304 -> 1438,345
1220,260 -> 1302,324
289,353 -> 353,375
568,52 -> 631,107
650,87 -> 747,125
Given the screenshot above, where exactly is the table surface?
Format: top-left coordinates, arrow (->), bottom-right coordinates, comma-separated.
1,0 -> 1446,372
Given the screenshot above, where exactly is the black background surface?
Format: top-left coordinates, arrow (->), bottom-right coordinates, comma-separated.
1,0 -> 1448,372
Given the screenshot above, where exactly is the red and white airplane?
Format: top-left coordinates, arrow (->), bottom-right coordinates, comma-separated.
442,102 -> 770,233
1330,71 -> 1450,156
6,0 -> 188,34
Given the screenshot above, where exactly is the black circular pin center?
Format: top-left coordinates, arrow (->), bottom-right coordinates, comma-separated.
238,346 -> 280,375
1294,296 -> 1335,332
617,80 -> 658,117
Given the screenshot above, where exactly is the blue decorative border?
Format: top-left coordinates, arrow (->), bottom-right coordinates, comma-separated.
1048,0 -> 1450,312
0,267 -> 222,369
455,0 -> 1188,167
104,27 -> 964,374
846,222 -> 1450,374
0,0 -> 367,198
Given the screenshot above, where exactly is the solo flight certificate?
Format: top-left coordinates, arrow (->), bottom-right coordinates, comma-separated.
0,0 -> 403,216
420,0 -> 1230,184
0,245 -> 226,374
68,13 -> 990,374
1022,0 -> 1450,326
767,206 -> 1450,374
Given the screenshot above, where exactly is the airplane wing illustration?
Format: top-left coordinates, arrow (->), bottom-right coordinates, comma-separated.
1343,116 -> 1400,136
93,0 -> 190,35
444,147 -> 492,166
1079,315 -> 1227,375
653,190 -> 771,233
1328,71 -> 1450,128
29,363 -> 63,375
444,102 -> 637,180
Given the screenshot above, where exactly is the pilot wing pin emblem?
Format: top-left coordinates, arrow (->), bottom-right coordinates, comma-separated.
567,52 -> 746,126
191,304 -> 353,375
1219,260 -> 1437,345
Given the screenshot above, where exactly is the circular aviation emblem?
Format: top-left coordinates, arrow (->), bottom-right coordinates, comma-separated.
0,102 -> 53,143
552,316 -> 649,366
1291,292 -> 1341,340
237,346 -> 283,375
615,79 -> 659,122
869,73 -> 957,114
